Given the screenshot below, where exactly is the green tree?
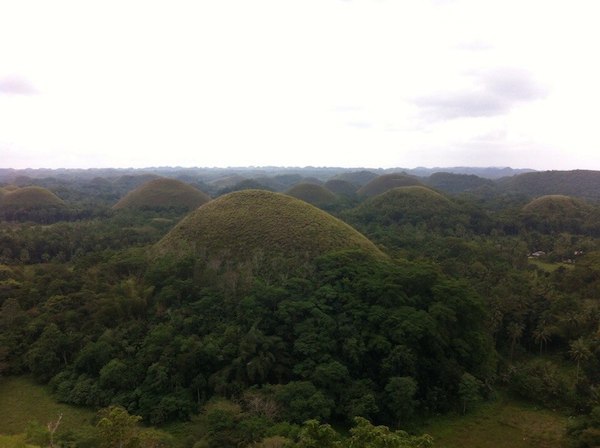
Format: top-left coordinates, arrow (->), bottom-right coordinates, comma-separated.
458,373 -> 482,414
569,338 -> 592,382
25,323 -> 69,381
507,322 -> 524,363
532,323 -> 552,355
96,405 -> 142,448
347,416 -> 434,448
295,420 -> 341,448
384,376 -> 418,425
273,381 -> 335,424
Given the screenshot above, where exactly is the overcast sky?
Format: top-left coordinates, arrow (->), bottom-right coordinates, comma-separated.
1,0 -> 599,170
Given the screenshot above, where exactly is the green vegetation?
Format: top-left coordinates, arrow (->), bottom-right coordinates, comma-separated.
348,186 -> 456,227
424,397 -> 567,448
0,377 -> 94,435
0,434 -> 38,448
528,258 -> 574,272
154,190 -> 385,274
357,173 -> 423,197
323,179 -> 357,197
286,183 -> 338,208
332,170 -> 378,186
1,167 -> 600,448
500,169 -> 600,201
0,187 -> 65,209
0,187 -> 67,222
425,172 -> 494,194
113,178 -> 210,211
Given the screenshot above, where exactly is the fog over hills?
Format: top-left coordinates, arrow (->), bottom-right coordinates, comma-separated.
0,166 -> 533,183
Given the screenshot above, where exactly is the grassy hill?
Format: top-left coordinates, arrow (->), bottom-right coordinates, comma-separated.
113,178 -> 210,211
218,178 -> 274,195
357,173 -> 423,197
349,186 -> 460,227
0,187 -> 65,209
209,174 -> 247,190
522,194 -> 586,214
286,183 -> 337,208
520,194 -> 594,234
426,172 -> 494,194
153,189 -> 385,272
332,170 -> 378,186
324,179 -> 357,197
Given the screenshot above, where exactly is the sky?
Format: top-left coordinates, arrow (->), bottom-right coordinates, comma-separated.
1,0 -> 600,170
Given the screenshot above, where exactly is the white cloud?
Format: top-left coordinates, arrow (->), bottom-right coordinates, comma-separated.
0,0 -> 600,169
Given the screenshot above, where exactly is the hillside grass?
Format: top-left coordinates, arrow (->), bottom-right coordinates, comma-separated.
0,187 -> 65,209
0,434 -> 38,448
286,183 -> 337,207
324,179 -> 357,196
357,173 -> 423,197
154,190 -> 385,269
529,258 -> 575,272
113,178 -> 210,211
523,195 -> 586,215
0,377 -> 94,435
423,396 -> 568,448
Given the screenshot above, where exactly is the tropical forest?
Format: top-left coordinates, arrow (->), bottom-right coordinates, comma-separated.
1,166 -> 599,448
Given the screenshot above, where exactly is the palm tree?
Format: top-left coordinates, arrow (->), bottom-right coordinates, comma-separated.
507,322 -> 524,363
569,337 -> 592,382
532,323 -> 552,355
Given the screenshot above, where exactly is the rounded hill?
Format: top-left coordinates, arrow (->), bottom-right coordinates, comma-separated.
324,179 -> 357,197
1,186 -> 66,209
522,195 -> 586,214
333,170 -> 378,186
350,186 -> 457,226
113,178 -> 210,211
219,179 -> 274,195
521,195 -> 591,233
286,183 -> 337,208
357,173 -> 423,197
153,190 -> 385,270
426,172 -> 494,194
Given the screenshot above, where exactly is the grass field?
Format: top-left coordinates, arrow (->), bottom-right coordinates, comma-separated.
0,434 -> 38,448
0,376 -> 570,448
529,258 -> 575,272
423,396 -> 568,448
0,377 -> 94,436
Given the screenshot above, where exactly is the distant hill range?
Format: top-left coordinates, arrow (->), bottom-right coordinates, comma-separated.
497,170 -> 600,201
0,166 -> 533,183
405,166 -> 535,179
3,166 -> 600,202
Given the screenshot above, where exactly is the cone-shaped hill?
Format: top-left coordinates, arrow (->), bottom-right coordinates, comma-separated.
153,190 -> 385,272
0,186 -> 66,209
113,178 -> 210,211
333,170 -> 378,186
522,195 -> 586,215
357,173 -> 423,198
426,172 -> 494,194
286,183 -> 337,208
521,195 -> 592,233
350,186 -> 459,228
0,186 -> 67,222
324,179 -> 357,197
219,179 -> 274,195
